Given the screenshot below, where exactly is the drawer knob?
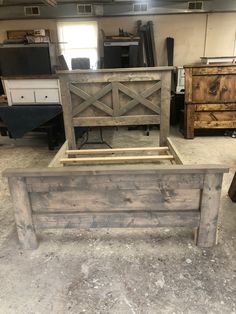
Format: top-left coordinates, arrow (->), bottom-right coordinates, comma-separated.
45,96 -> 48,98
21,96 -> 24,99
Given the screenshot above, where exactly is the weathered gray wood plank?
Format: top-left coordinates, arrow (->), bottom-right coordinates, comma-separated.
160,71 -> 171,146
3,164 -> 229,178
8,177 -> 38,249
196,173 -> 224,247
26,173 -> 205,193
33,211 -> 200,229
72,115 -> 160,127
112,81 -> 119,116
59,78 -> 76,149
30,189 -> 201,212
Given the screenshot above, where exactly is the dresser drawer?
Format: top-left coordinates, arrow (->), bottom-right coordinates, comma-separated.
11,90 -> 35,104
35,89 -> 60,103
192,75 -> 236,103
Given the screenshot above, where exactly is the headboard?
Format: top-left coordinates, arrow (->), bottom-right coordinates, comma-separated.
58,67 -> 174,149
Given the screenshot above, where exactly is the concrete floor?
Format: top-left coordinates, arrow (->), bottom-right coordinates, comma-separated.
0,127 -> 235,314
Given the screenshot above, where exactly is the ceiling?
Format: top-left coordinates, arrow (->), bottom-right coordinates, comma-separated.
0,0 -> 235,19
0,0 -> 234,5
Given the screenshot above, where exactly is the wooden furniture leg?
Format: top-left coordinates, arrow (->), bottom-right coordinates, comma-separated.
196,173 -> 223,247
184,104 -> 195,139
8,177 -> 38,249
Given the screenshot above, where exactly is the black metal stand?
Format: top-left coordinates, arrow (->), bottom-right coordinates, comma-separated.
78,127 -> 112,149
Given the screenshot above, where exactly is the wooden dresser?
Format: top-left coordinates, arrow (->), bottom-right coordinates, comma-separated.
184,63 -> 236,138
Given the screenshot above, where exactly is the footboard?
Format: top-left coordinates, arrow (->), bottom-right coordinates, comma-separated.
3,165 -> 228,249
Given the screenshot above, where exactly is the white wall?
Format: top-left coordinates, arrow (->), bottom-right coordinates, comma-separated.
0,12 -> 235,66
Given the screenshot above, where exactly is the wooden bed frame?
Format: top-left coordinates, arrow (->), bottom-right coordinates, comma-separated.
3,67 -> 228,249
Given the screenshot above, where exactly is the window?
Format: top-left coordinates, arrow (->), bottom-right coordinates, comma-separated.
57,21 -> 98,69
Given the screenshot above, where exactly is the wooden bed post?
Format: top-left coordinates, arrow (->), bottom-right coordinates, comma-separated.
8,177 -> 38,250
160,71 -> 171,146
196,173 -> 224,247
59,78 -> 77,149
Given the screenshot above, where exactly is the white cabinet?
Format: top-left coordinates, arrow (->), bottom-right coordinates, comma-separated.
3,78 -> 61,106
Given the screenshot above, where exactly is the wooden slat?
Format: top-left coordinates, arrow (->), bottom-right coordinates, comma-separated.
112,81 -> 119,116
118,81 -> 161,116
26,173 -> 205,193
72,115 -> 160,127
33,211 -> 200,229
30,188 -> 201,212
60,154 -> 175,165
166,138 -> 184,165
66,146 -> 169,156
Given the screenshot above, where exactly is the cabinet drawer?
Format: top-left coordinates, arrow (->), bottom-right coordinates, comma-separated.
35,89 -> 60,103
11,90 -> 35,103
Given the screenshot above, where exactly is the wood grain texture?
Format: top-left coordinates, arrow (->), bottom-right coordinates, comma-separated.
33,211 -> 200,229
196,173 -> 224,247
194,120 -> 236,129
26,173 -> 205,193
72,115 -> 160,127
8,177 -> 38,249
3,164 -> 229,178
160,71 -> 171,146
195,104 -> 236,111
30,189 -> 201,212
59,78 -> 76,149
184,104 -> 195,139
184,64 -> 236,137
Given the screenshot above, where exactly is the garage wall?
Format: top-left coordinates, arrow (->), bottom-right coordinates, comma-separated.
0,12 -> 235,67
